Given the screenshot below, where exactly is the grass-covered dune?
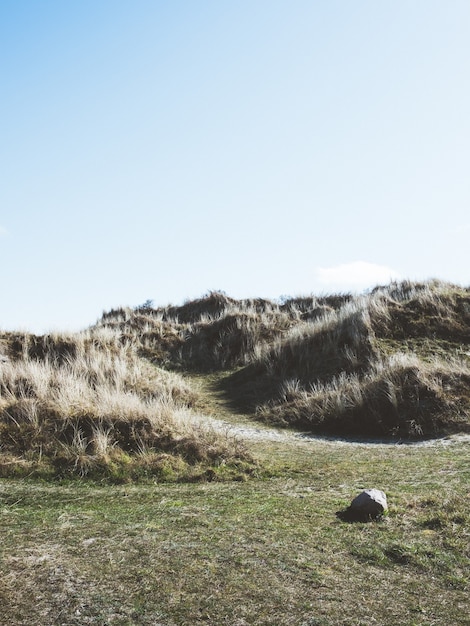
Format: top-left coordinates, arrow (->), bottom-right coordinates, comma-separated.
1,279 -> 469,480
97,279 -> 470,439
0,330 -> 251,481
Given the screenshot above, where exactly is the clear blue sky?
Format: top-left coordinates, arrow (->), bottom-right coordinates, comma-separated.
1,1 -> 469,333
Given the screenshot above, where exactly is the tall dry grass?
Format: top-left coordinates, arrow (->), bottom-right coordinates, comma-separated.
181,282 -> 470,438
0,329 -> 250,479
73,280 -> 470,440
253,283 -> 470,438
95,291 -> 338,370
258,352 -> 470,437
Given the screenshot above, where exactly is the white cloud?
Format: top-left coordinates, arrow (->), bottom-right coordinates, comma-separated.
315,261 -> 401,292
446,223 -> 470,236
0,226 -> 8,237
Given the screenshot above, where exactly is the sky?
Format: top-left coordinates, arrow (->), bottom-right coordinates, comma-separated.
1,1 -> 469,334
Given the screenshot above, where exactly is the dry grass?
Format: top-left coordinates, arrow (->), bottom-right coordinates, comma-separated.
0,330 -> 252,480
258,352 -> 470,438
1,282 -> 469,623
370,279 -> 470,343
95,291 -> 338,371
1,279 -> 468,479
212,282 -> 470,438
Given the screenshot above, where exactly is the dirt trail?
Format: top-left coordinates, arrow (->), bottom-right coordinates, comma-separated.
190,373 -> 295,442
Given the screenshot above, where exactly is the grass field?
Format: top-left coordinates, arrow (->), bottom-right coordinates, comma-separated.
1,435 -> 469,625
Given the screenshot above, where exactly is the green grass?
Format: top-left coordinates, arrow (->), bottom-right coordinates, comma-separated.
1,438 -> 469,625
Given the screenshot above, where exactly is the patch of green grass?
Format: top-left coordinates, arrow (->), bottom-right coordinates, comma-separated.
1,438 -> 469,625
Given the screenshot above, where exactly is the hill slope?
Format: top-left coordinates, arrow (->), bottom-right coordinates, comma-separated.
95,280 -> 470,439
0,330 -> 251,480
1,279 -> 469,480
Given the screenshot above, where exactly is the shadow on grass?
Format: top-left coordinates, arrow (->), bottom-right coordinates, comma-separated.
215,364 -> 279,415
335,508 -> 387,523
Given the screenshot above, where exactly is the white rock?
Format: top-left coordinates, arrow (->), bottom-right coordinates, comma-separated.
349,489 -> 388,518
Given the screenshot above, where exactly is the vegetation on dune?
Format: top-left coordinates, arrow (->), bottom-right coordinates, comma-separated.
95,280 -> 470,439
258,353 -> 470,438
0,330 -> 251,480
1,279 -> 469,480
253,284 -> 470,438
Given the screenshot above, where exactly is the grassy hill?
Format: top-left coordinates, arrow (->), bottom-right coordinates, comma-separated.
0,328 -> 251,481
0,279 -> 469,480
97,279 -> 470,439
